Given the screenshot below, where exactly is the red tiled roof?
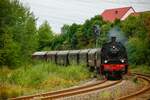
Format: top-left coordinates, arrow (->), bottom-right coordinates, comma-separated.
101,7 -> 135,22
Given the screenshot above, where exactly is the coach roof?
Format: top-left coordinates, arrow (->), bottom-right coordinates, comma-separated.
89,48 -> 101,54
69,50 -> 80,54
32,51 -> 47,56
79,49 -> 90,54
57,50 -> 69,55
47,51 -> 58,55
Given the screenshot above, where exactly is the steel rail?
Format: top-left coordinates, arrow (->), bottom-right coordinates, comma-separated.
117,73 -> 150,100
40,80 -> 122,100
11,79 -> 107,100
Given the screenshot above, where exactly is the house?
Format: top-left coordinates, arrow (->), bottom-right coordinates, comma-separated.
101,7 -> 136,22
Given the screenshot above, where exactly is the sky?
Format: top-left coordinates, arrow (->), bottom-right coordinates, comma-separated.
20,0 -> 150,33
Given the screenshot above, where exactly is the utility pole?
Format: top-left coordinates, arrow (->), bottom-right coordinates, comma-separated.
93,25 -> 101,75
93,25 -> 100,48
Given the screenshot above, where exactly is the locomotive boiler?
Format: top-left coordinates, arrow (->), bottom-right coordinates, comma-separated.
100,37 -> 128,79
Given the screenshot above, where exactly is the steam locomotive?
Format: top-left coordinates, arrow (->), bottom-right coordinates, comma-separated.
100,37 -> 128,79
32,37 -> 128,79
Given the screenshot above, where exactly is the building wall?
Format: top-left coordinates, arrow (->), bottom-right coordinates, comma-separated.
121,8 -> 135,20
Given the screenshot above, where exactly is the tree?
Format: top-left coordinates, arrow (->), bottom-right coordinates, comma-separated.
0,0 -> 38,67
121,12 -> 150,65
127,37 -> 148,65
61,24 -> 70,35
38,21 -> 53,50
121,16 -> 138,37
52,15 -> 110,50
71,34 -> 78,49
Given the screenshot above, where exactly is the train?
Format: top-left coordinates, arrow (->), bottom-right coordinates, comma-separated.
32,37 -> 128,79
101,37 -> 128,79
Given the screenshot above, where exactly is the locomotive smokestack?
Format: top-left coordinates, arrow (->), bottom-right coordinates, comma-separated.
111,36 -> 116,43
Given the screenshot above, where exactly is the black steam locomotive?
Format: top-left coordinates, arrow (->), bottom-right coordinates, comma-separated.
100,37 -> 128,79
32,37 -> 128,79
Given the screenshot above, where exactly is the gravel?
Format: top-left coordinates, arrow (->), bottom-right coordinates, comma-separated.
57,78 -> 144,100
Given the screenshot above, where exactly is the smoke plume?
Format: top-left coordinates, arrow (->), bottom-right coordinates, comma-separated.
108,26 -> 127,45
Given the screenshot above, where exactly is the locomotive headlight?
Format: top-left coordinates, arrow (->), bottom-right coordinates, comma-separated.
104,60 -> 108,63
113,46 -> 115,49
121,59 -> 125,63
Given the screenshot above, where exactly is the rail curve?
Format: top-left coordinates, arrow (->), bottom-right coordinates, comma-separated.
11,79 -> 123,100
11,79 -> 106,100
117,73 -> 150,100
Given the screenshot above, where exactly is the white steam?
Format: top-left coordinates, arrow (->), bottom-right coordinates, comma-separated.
108,26 -> 127,45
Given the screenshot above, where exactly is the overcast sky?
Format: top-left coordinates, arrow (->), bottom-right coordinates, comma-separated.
20,0 -> 150,33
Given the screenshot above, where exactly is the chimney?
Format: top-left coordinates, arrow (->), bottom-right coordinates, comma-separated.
115,10 -> 118,14
111,36 -> 116,43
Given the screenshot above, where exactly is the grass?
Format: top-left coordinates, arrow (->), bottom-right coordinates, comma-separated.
129,65 -> 150,84
0,62 -> 92,99
130,65 -> 150,74
1,63 -> 148,99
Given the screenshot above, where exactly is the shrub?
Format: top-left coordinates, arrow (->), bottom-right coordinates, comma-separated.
0,62 -> 91,98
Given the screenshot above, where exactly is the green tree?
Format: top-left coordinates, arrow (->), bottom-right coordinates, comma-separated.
61,24 -> 70,35
121,12 -> 150,65
53,15 -> 109,50
38,21 -> 53,50
127,37 -> 148,65
71,34 -> 78,49
0,0 -> 38,67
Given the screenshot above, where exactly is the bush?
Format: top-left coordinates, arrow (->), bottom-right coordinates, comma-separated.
0,62 -> 91,98
126,37 -> 148,65
130,65 -> 150,74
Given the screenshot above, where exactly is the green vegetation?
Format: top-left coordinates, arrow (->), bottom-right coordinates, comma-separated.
0,0 -> 150,99
0,0 -> 38,67
3,0 -> 150,67
0,62 -> 91,99
37,21 -> 54,50
130,65 -> 150,74
50,16 -> 110,50
0,0 -> 110,67
121,12 -> 150,65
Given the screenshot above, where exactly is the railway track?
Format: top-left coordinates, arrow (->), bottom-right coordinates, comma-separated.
11,73 -> 149,100
117,73 -> 150,100
11,79 -> 123,100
